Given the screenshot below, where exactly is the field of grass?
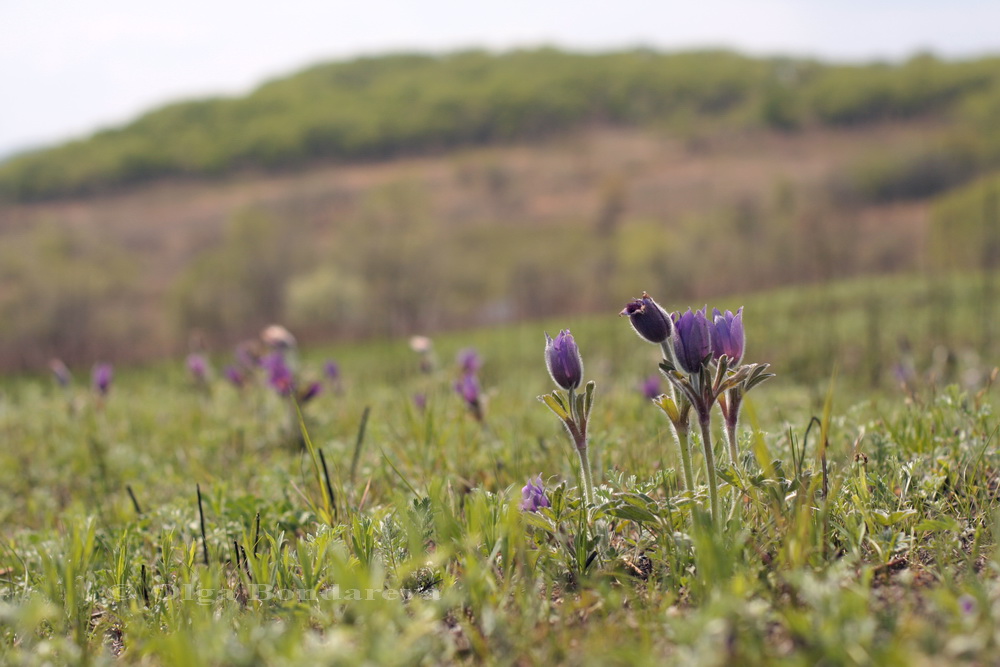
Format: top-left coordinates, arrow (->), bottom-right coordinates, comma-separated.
1,274 -> 999,665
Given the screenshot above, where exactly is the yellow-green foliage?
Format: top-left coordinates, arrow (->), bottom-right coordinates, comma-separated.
929,173 -> 1000,271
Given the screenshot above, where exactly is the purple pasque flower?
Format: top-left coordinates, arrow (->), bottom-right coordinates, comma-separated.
544,330 -> 583,391
223,365 -> 246,388
710,307 -> 745,365
186,353 -> 208,382
454,373 -> 480,405
457,348 -> 482,375
671,308 -> 713,375
620,292 -> 673,344
640,375 -> 662,400
454,373 -> 483,421
261,352 -> 295,397
92,363 -> 113,396
520,474 -> 551,512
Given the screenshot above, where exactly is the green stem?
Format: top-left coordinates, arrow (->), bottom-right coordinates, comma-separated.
699,414 -> 720,530
674,424 -> 695,491
577,446 -> 595,507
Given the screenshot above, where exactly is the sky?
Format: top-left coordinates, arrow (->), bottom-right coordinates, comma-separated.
3,0 -> 1000,158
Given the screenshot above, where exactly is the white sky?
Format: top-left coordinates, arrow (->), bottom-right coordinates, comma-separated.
2,0 -> 1000,158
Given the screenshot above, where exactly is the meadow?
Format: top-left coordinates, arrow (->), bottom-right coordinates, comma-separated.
1,272 -> 998,666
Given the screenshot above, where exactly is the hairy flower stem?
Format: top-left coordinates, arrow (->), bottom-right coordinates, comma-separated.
674,423 -> 695,492
699,413 -> 720,530
577,446 -> 596,507
568,388 -> 595,506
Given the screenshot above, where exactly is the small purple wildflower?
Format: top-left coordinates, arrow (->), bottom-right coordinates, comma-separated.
520,475 -> 551,512
457,348 -> 482,375
454,373 -> 483,421
544,330 -> 583,391
413,392 -> 427,412
92,363 -> 113,396
620,292 -> 673,344
223,365 -> 246,388
455,373 -> 480,405
49,359 -> 71,387
709,307 -> 745,364
958,594 -> 977,616
640,375 -> 661,400
671,308 -> 713,375
324,360 -> 340,381
262,352 -> 295,397
186,353 -> 208,382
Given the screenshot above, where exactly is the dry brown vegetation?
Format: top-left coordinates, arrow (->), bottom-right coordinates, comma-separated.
0,122 -> 946,370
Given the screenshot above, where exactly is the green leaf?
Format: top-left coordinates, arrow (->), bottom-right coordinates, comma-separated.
538,393 -> 569,420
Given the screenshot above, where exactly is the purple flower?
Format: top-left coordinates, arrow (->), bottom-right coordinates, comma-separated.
297,381 -> 322,404
958,594 -> 977,616
709,307 -> 745,364
640,375 -> 661,400
261,352 -> 294,396
520,475 -> 551,512
413,392 -> 427,412
49,359 -> 71,387
92,363 -> 113,396
544,330 -> 583,391
454,374 -> 483,421
620,292 -> 673,344
454,373 -> 480,406
457,348 -> 482,375
186,353 -> 208,382
324,360 -> 340,381
671,308 -> 713,374
223,365 -> 246,388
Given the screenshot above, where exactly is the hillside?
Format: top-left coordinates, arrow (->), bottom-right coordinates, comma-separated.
3,49 -> 1000,201
1,49 -> 1000,372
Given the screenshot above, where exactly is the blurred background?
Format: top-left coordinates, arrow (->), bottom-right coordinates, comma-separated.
1,1 -> 999,385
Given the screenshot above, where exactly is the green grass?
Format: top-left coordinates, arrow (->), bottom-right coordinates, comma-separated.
1,274 -> 999,665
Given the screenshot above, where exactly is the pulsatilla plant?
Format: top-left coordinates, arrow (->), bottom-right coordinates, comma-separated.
622,295 -> 773,528
538,330 -> 597,506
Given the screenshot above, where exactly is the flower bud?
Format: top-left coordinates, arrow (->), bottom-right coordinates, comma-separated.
92,363 -> 113,396
544,330 -> 583,391
620,292 -> 673,344
710,307 -> 745,364
671,308 -> 713,374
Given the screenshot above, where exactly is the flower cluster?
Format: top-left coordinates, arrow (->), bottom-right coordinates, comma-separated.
621,295 -> 773,527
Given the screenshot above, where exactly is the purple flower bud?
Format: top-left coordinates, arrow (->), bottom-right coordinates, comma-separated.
223,365 -> 246,388
620,292 -> 673,344
324,360 -> 340,381
457,348 -> 482,375
640,375 -> 661,400
454,373 -> 480,406
261,352 -> 295,396
671,308 -> 713,374
49,358 -> 71,387
544,330 -> 583,391
710,307 -> 745,364
297,381 -> 322,404
186,353 -> 208,382
958,594 -> 977,616
520,474 -> 551,512
92,363 -> 113,396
